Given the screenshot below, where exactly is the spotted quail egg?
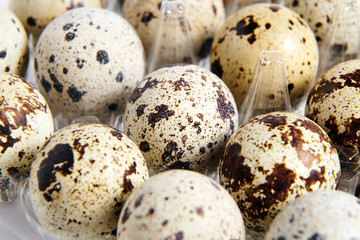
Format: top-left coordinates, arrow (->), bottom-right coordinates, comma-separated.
0,7 -> 28,77
9,0 -> 107,42
0,73 -> 53,178
117,169 -> 246,240
29,122 -> 149,238
283,0 -> 336,46
124,64 -> 238,175
265,190 -> 360,240
210,3 -> 319,108
123,0 -> 225,57
34,7 -> 145,121
219,111 -> 340,233
306,59 -> 360,150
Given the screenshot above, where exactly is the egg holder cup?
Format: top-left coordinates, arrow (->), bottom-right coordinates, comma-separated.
20,178 -> 116,240
0,173 -> 26,203
336,147 -> 360,195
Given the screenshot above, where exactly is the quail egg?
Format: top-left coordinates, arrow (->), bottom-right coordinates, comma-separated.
34,7 -> 145,121
0,7 -> 28,77
219,111 -> 340,233
0,73 -> 53,178
124,64 -> 238,175
9,0 -> 107,43
29,122 -> 149,238
117,169 -> 246,240
210,3 -> 319,108
306,59 -> 360,150
265,190 -> 360,240
123,0 -> 225,58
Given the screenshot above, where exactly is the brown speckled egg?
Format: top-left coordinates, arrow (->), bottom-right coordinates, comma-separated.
124,64 -> 238,175
284,0 -> 336,46
29,122 -> 149,239
0,7 -> 28,76
306,59 -> 360,150
34,7 -> 145,120
123,0 -> 225,57
9,0 -> 107,42
219,111 -> 340,233
117,169 -> 246,240
265,190 -> 360,240
210,3 -> 319,108
0,73 -> 53,178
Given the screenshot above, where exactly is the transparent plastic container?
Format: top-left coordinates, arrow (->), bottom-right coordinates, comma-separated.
225,0 -> 271,16
20,179 -> 115,240
336,147 -> 360,195
0,173 -> 25,203
146,0 -> 197,73
239,50 -> 291,125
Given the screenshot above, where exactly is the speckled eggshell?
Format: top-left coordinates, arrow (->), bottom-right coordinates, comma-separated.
124,64 -> 238,175
210,3 -> 319,108
9,0 -> 107,41
265,190 -> 360,240
306,59 -> 360,150
29,122 -> 149,238
34,7 -> 145,118
123,0 -> 225,57
0,73 -> 53,178
0,7 -> 28,76
219,111 -> 340,233
284,0 -> 336,46
117,169 -> 246,240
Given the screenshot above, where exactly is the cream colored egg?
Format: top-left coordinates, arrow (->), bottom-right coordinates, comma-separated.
9,0 -> 107,41
210,3 -> 319,108
219,111 -> 340,233
0,73 -> 53,178
124,64 -> 238,175
0,7 -> 28,77
29,122 -> 149,238
117,169 -> 246,240
265,190 -> 360,240
306,59 -> 360,150
123,0 -> 225,57
34,7 -> 145,120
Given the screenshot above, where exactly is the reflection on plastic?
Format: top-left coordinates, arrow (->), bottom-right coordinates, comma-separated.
336,147 -> 360,195
146,0 -> 197,73
0,174 -> 24,203
239,50 -> 291,125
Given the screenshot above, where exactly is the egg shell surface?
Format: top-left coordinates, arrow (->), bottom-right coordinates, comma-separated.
306,59 -> 360,150
34,7 -> 145,118
9,0 -> 107,40
124,64 -> 238,175
117,169 -> 246,240
265,190 -> 360,240
0,7 -> 28,77
219,111 -> 340,232
0,73 -> 53,178
210,3 -> 319,108
29,122 -> 149,238
123,0 -> 225,57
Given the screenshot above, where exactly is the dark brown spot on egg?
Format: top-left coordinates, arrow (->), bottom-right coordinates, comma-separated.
34,59 -> 38,72
5,67 -> 10,72
6,167 -> 20,178
49,55 -> 55,63
265,23 -> 271,29
148,104 -> 175,128
63,23 -> 73,31
0,50 -> 7,59
76,58 -> 85,69
116,72 -> 124,83
37,144 -> 74,202
211,59 -> 223,78
108,103 -> 117,111
73,138 -> 88,159
196,207 -> 204,217
257,113 -> 287,130
110,130 -> 123,141
140,141 -> 150,152
230,15 -> 259,44
135,194 -> 144,208
129,78 -> 158,103
65,32 -> 76,41
68,85 -> 86,102
27,17 -> 36,26
167,160 -> 190,170
136,104 -> 147,117
121,207 -> 131,224
292,0 -> 298,6
199,38 -> 213,58
96,50 -> 109,64
218,35 -> 225,44
221,143 -> 254,192
48,70 -> 63,93
300,166 -> 326,191
141,12 -> 154,25
41,76 -> 52,93
297,17 -> 306,26
174,78 -> 190,91
215,87 -> 235,121
63,67 -> 68,74
123,161 -> 137,194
